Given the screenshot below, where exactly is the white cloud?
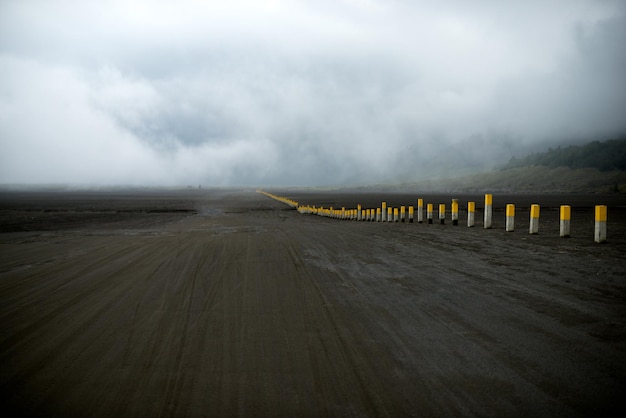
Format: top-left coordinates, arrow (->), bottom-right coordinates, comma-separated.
1,0 -> 625,185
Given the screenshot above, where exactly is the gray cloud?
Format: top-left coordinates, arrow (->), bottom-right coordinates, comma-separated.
1,0 -> 625,186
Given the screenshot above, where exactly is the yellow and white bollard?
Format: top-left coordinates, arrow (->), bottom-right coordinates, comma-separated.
377,207 -> 381,222
427,204 -> 433,224
560,205 -> 570,237
506,204 -> 515,232
467,201 -> 475,227
529,204 -> 540,234
484,194 -> 493,229
357,204 -> 362,221
439,204 -> 445,225
388,207 -> 393,223
394,207 -> 399,222
382,202 -> 387,222
408,206 -> 414,223
400,206 -> 406,222
595,205 -> 607,243
451,199 -> 459,226
417,198 -> 424,223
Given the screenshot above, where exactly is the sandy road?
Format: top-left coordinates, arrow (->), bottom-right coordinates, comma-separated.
1,189 -> 625,416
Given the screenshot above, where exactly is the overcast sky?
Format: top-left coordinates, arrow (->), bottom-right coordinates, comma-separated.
1,0 -> 625,186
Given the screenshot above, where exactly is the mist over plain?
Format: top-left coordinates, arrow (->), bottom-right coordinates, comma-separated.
1,0 -> 625,186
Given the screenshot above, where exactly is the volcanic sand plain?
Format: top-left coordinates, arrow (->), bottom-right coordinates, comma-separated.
1,188 -> 625,417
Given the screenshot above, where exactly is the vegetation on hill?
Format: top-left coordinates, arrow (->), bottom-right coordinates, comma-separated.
359,138 -> 626,193
502,138 -> 626,172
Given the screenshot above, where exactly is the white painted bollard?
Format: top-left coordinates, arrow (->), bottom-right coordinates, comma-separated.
560,205 -> 570,237
467,202 -> 475,227
394,207 -> 399,222
382,202 -> 387,222
417,199 -> 424,223
451,199 -> 459,226
388,207 -> 393,223
506,204 -> 515,232
595,205 -> 607,243
484,194 -> 493,229
529,204 -> 540,234
408,206 -> 414,223
400,206 -> 406,222
439,204 -> 445,224
427,204 -> 433,224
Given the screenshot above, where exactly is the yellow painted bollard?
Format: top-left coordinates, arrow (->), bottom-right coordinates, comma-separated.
451,199 -> 459,226
400,206 -> 406,222
388,207 -> 393,223
506,204 -> 515,232
560,205 -> 571,237
394,207 -> 399,222
529,204 -> 540,234
357,204 -> 362,221
467,201 -> 475,227
484,194 -> 493,229
408,206 -> 414,223
595,205 -> 607,243
376,207 -> 381,222
439,204 -> 445,225
427,203 -> 433,224
417,198 -> 424,223
382,202 -> 387,222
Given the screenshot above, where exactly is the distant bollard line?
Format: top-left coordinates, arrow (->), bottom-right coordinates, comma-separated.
257,190 -> 609,243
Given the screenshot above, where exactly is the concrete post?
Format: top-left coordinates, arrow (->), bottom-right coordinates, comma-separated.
529,204 -> 540,234
439,204 -> 445,225
467,201 -> 475,227
382,202 -> 387,222
408,206 -> 414,223
400,206 -> 406,222
484,194 -> 493,229
506,204 -> 515,232
451,199 -> 459,226
427,204 -> 433,224
595,205 -> 607,243
560,205 -> 570,237
417,199 -> 424,223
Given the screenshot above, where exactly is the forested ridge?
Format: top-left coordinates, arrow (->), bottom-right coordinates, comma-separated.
503,138 -> 626,171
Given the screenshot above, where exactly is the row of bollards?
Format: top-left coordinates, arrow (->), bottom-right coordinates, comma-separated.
259,191 -> 609,243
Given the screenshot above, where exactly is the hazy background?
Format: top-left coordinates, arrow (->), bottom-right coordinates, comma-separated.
1,0 -> 625,186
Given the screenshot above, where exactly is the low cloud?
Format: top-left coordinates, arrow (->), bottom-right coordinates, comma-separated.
1,0 -> 625,186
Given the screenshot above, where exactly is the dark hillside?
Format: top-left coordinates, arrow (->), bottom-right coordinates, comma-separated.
503,138 -> 626,171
